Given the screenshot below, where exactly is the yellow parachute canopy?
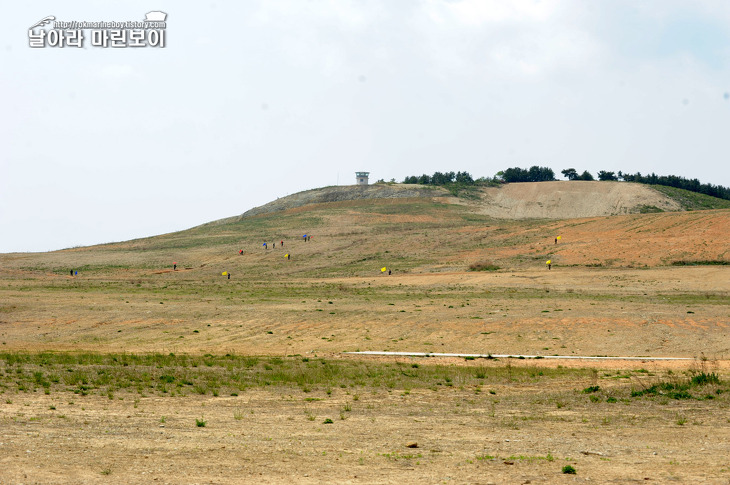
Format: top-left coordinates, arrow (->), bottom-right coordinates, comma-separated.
222,271 -> 228,276
556,236 -> 562,240
381,267 -> 387,272
546,260 -> 551,265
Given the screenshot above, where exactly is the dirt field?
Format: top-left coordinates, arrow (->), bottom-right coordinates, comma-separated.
471,181 -> 684,219
1,266 -> 728,359
2,355 -> 729,484
1,186 -> 729,483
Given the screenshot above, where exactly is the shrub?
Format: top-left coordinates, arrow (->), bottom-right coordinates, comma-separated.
469,261 -> 500,272
562,465 -> 576,474
691,372 -> 721,386
668,390 -> 692,400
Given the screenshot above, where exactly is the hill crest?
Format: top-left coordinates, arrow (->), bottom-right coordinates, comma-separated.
233,181 -> 683,221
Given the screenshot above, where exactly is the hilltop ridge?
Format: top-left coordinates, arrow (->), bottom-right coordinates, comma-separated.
236,184 -> 444,219
230,181 -> 684,221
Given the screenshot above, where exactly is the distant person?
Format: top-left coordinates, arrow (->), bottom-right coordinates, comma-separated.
555,238 -> 557,244
388,269 -> 391,275
548,263 -> 551,270
227,273 -> 231,280
239,249 -> 243,255
287,254 -> 290,260
70,270 -> 73,276
281,240 -> 284,247
273,242 -> 275,248
173,263 -> 177,271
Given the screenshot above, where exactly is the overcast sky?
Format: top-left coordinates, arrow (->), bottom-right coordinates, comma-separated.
2,1 -> 729,253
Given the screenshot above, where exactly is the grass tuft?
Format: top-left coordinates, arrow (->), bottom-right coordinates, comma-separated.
468,261 -> 500,272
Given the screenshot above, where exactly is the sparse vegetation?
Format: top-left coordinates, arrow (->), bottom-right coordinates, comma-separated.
0,178 -> 728,483
468,261 -> 500,272
630,371 -> 723,400
621,172 -> 730,201
0,352 -> 594,398
671,260 -> 729,266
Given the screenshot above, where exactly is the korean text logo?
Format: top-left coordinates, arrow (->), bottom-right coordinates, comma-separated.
28,11 -> 167,48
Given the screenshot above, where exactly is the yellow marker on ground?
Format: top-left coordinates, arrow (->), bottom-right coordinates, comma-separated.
381,267 -> 387,272
222,271 -> 228,276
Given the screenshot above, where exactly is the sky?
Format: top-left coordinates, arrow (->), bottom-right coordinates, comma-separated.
2,1 -> 730,253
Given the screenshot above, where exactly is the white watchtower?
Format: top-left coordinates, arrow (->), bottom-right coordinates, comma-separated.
356,172 -> 370,185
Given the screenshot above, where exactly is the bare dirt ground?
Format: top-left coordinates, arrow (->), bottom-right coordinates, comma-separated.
470,181 -> 683,219
2,266 -> 727,359
1,261 -> 728,483
2,357 -> 729,484
1,190 -> 729,484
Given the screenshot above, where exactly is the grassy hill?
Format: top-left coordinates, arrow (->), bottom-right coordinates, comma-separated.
649,184 -> 730,211
0,199 -> 727,485
0,182 -> 728,360
2,184 -> 728,278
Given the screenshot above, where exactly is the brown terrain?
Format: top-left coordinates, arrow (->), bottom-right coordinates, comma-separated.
1,181 -> 729,483
469,181 -> 684,219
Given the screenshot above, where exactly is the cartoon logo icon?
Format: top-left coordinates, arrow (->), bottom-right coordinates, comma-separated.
145,11 -> 167,22
29,16 -> 55,30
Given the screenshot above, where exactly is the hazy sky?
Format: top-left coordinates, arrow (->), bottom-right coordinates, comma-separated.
2,1 -> 729,253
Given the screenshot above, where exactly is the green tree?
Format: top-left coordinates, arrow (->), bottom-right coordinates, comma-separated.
597,171 -> 618,181
455,171 -> 474,184
579,170 -> 594,181
502,166 -> 555,183
561,168 -> 578,180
